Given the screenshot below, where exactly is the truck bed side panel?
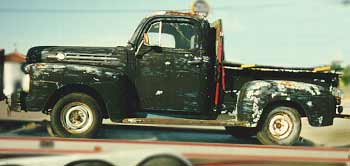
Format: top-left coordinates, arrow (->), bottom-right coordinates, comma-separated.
223,68 -> 338,112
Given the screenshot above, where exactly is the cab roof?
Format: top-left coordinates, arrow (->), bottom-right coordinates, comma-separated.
147,11 -> 205,20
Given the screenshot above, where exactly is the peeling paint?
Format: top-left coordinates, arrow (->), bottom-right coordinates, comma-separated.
275,80 -> 322,96
306,101 -> 313,107
155,90 -> 163,96
318,116 -> 323,124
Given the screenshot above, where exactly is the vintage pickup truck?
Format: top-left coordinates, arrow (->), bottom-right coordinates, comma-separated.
0,11 -> 346,145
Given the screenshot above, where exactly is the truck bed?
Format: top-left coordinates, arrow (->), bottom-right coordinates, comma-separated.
222,61 -> 340,110
223,61 -> 334,73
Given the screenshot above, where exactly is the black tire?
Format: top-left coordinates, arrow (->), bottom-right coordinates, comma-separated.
257,106 -> 301,145
225,126 -> 257,138
50,93 -> 102,138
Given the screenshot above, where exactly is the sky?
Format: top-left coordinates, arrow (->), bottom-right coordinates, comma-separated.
0,0 -> 349,67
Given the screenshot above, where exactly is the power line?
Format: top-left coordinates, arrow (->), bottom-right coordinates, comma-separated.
0,4 -> 290,14
0,8 -> 190,13
0,8 -> 153,13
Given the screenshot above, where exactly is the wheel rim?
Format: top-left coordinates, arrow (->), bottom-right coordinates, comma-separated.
60,102 -> 94,134
268,113 -> 294,140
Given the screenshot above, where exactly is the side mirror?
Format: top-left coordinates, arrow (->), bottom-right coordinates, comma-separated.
135,33 -> 162,58
135,35 -> 151,59
143,33 -> 150,46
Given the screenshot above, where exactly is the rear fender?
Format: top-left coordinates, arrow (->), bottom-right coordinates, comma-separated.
236,80 -> 332,127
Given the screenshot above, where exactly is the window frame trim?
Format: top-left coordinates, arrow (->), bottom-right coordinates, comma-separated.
139,17 -> 203,50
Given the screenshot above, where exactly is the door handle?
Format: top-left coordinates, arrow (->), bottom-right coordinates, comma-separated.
187,60 -> 203,65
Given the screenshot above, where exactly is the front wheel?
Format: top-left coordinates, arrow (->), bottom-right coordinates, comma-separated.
257,106 -> 301,145
50,93 -> 102,138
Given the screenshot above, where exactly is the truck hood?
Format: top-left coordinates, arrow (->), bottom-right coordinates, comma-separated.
26,46 -> 128,67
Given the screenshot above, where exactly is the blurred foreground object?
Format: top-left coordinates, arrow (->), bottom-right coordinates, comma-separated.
0,143 -> 191,166
0,136 -> 348,166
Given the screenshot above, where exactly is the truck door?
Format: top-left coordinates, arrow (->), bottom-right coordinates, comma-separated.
135,19 -> 209,113
161,21 -> 209,112
135,21 -> 177,111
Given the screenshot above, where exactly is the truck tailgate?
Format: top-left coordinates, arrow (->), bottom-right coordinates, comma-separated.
0,49 -> 5,101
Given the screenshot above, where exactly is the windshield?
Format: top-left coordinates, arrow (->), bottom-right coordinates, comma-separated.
128,17 -> 148,46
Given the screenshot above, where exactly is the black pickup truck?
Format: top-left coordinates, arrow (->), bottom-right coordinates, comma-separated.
0,11 -> 346,145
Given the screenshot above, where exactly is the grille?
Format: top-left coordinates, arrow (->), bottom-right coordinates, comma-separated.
46,52 -> 120,65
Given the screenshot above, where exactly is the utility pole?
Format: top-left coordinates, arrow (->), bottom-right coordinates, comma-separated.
13,42 -> 18,52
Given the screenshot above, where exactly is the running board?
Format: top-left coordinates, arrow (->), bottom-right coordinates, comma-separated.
122,118 -> 250,127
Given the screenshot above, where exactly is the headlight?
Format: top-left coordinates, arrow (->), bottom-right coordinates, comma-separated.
23,64 -> 32,74
331,87 -> 343,99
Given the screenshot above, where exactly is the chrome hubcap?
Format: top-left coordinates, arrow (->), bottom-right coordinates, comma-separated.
268,113 -> 293,140
60,103 -> 93,134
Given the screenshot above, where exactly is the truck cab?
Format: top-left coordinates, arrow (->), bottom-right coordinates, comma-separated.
127,11 -> 216,114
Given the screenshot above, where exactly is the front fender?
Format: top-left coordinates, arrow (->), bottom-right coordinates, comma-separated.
236,80 -> 334,127
26,63 -> 128,120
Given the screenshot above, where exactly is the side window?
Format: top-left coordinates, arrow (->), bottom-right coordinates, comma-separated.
147,22 -> 162,47
147,21 -> 199,49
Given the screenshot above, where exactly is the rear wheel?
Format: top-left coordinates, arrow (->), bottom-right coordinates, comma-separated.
225,126 -> 257,138
50,93 -> 102,138
257,106 -> 301,145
